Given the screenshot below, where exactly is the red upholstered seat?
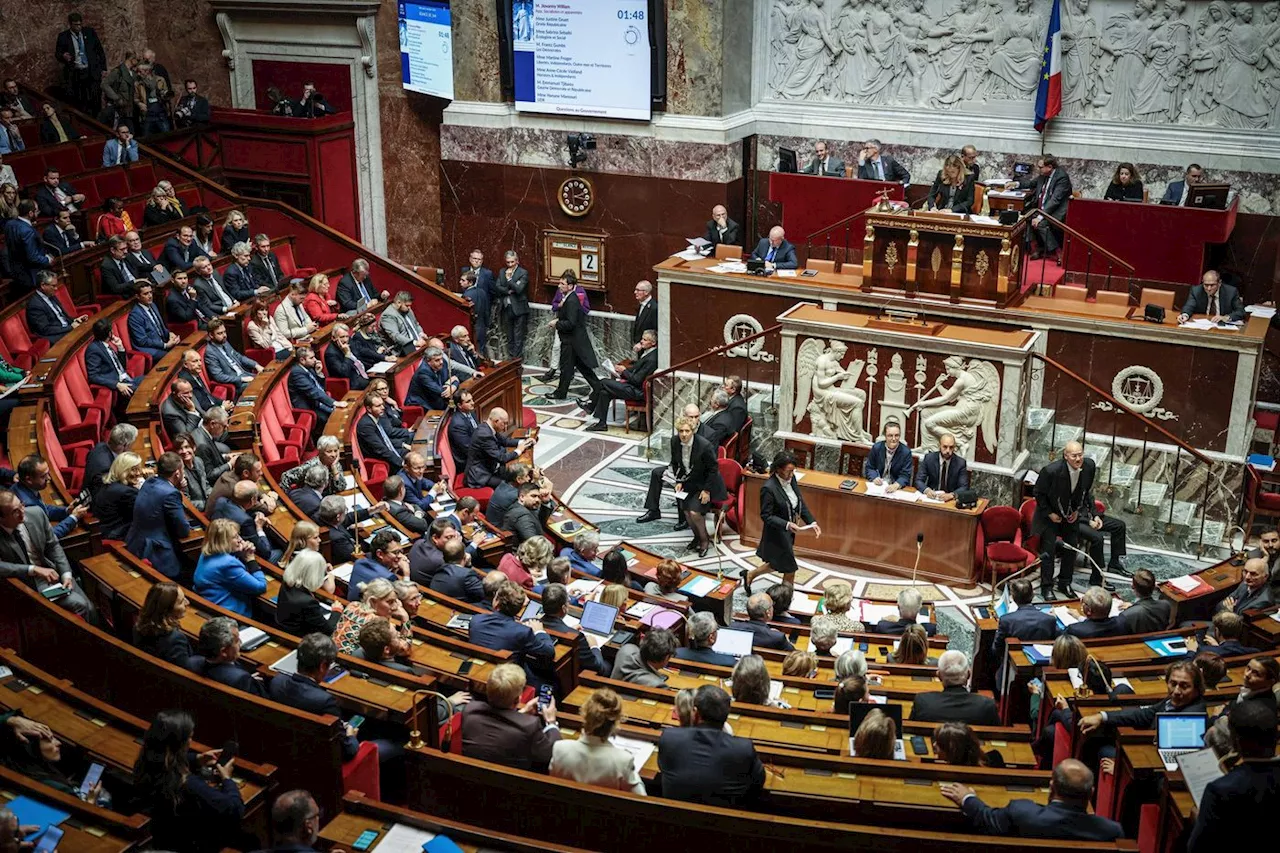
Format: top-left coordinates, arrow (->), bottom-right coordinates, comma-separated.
716,457 -> 744,533
341,741 -> 381,801
0,314 -> 49,369
978,505 -> 1032,580
437,413 -> 490,509
53,377 -> 104,445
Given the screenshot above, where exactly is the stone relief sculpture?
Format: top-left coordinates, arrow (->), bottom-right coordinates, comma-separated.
764,0 -> 1280,128
794,338 -> 872,443
907,356 -> 1000,459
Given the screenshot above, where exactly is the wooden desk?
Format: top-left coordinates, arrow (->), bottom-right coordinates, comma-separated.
1158,559 -> 1239,626
740,468 -> 985,585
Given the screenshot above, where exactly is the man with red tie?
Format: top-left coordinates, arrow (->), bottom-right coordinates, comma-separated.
1017,154 -> 1073,266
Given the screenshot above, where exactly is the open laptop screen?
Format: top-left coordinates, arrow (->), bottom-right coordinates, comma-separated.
711,628 -> 754,658
580,601 -> 619,637
849,701 -> 903,733
1157,713 -> 1207,749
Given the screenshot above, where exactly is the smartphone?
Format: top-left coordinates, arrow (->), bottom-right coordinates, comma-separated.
78,762 -> 105,799
456,659 -> 474,677
858,642 -> 868,652
33,826 -> 64,853
41,586 -> 71,601
352,829 -> 379,851
219,739 -> 238,764
323,665 -> 349,684
347,714 -> 365,730
813,687 -> 836,700
910,736 -> 928,755
537,684 -> 554,711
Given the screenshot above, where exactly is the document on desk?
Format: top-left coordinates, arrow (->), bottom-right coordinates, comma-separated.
1176,748 -> 1224,809
864,481 -> 888,496
790,593 -> 819,615
1166,574 -> 1205,594
918,494 -> 946,505
776,269 -> 798,278
1247,304 -> 1277,319
1051,606 -> 1080,626
331,562 -> 354,582
680,575 -> 719,597
610,735 -> 656,771
377,823 -> 438,853
367,361 -> 397,375
887,490 -> 920,502
341,492 -> 371,511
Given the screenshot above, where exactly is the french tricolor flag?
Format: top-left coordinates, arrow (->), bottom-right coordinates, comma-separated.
1034,0 -> 1063,132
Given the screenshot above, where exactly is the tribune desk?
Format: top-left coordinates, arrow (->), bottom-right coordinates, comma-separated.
740,468 -> 985,585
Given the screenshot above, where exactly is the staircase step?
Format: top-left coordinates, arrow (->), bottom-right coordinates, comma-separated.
1102,462 -> 1139,489
1026,408 -> 1055,430
1124,481 -> 1169,511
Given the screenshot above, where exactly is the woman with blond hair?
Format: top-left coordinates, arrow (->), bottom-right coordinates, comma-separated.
221,210 -> 250,251
928,154 -> 975,213
276,547 -> 341,636
852,708 -> 897,760
332,577 -> 410,654
301,273 -> 340,324
192,518 -> 266,618
819,579 -> 865,633
550,688 -> 646,794
496,534 -> 553,590
0,182 -> 19,220
782,650 -> 818,678
598,583 -> 629,609
92,451 -> 145,540
281,520 -> 322,566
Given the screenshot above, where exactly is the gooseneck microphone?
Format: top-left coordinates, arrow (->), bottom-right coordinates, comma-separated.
911,533 -> 924,585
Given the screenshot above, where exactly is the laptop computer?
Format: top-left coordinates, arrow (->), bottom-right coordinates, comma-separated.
710,628 -> 755,659
848,702 -> 906,760
1156,712 -> 1207,770
579,600 -> 619,649
1012,162 -> 1033,178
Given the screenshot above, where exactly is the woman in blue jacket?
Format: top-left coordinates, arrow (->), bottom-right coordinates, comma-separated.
193,518 -> 266,617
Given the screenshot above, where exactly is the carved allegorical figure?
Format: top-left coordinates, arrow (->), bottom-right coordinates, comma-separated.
1133,0 -> 1192,123
983,0 -> 1045,100
1060,0 -> 1101,117
795,339 -> 872,443
775,0 -> 842,100
931,0 -> 995,107
1213,2 -> 1271,129
1096,0 -> 1158,119
1185,1 -> 1231,121
907,356 -> 1000,459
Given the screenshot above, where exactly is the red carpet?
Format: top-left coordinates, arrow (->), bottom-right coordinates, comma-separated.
1020,257 -> 1066,295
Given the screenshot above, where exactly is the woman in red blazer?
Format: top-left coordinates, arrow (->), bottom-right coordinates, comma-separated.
302,273 -> 339,324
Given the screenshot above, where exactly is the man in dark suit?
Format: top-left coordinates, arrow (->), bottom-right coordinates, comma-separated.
446,328 -> 482,380
173,78 -> 212,128
1191,611 -> 1259,661
447,392 -> 480,470
286,465 -> 328,523
335,259 -> 385,312
856,138 -> 911,183
749,226 -> 798,271
1177,269 -> 1246,324
211,481 -> 277,561
802,140 -> 846,177
190,255 -> 239,317
738,593 -> 795,651
1121,570 -> 1171,634
128,281 -> 180,361
493,251 -> 530,357
122,231 -> 163,279
1065,586 -> 1126,640
178,349 -> 230,416
125,453 -> 191,579
459,264 -> 492,354
908,650 -> 1000,726
658,685 -> 765,807
675,612 -> 739,667
502,483 -> 550,545
42,210 -> 91,256
541,582 -> 607,675
55,13 -> 107,114
990,580 -> 1057,675
914,433 -> 969,500
323,325 -> 370,391
34,169 -> 85,218
185,617 -> 266,697
5,202 -> 53,294
408,518 -> 477,586
484,462 -> 529,526
1017,154 -> 1072,264
159,379 -> 203,441
204,319 -> 261,397
381,475 -> 429,535
165,271 -> 210,329
723,375 -> 748,433
161,226 -> 200,272
465,408 -> 529,489
1188,701 -> 1280,852
222,243 -> 268,301
25,271 -> 84,343
873,587 -> 938,636
428,538 -> 485,604
703,205 -> 740,251
84,319 -> 142,405
1032,441 -> 1095,599
100,236 -> 142,296
1218,557 -> 1275,616
460,661 -> 560,771
699,390 -> 740,449
1161,163 -> 1204,206
288,346 -> 341,425
84,423 -> 137,497
584,331 -> 658,431
941,758 -> 1123,840
406,347 -> 456,410
631,281 -> 658,353
355,393 -> 406,475
863,421 -> 913,490
248,234 -> 285,290
470,580 -> 557,685
0,492 -> 96,621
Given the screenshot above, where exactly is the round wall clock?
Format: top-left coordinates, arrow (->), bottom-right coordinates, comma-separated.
558,176 -> 595,217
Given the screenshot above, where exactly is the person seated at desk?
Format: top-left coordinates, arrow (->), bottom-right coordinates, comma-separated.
405,346 -> 456,410
541,582 -> 607,676
1217,556 -> 1274,616
657,684 -> 765,807
1065,585 -> 1126,640
356,393 -> 408,476
558,528 -> 601,577
1178,269 -> 1246,324
381,474 -> 429,535
209,481 -> 279,564
675,611 -> 738,667
446,391 -> 480,470
749,226 -> 797,271
856,138 -> 910,184
990,579 -> 1057,664
461,663 -> 559,772
1188,702 -> 1280,852
1187,612 -> 1259,660
941,758 -> 1123,840
276,549 -> 341,637
85,318 -> 142,402
817,579 -> 865,632
960,145 -> 980,182
350,617 -> 416,674
740,592 -> 795,652
428,537 -> 485,605
347,530 -> 410,600
408,517 -> 481,587
550,687 -> 646,794
503,482 -> 552,545
1119,569 -> 1171,634
610,628 -> 677,688
204,319 -> 262,398
1162,162 -> 1204,206
184,617 -> 266,697
914,432 -> 969,500
863,421 -> 912,490
873,587 -> 937,636
1017,154 -> 1072,265
766,582 -> 801,625
644,558 -> 688,603
128,281 -> 181,361
927,155 -> 975,213
465,407 -> 531,489
802,140 -> 844,177
133,581 -> 193,666
193,516 -> 268,617
908,650 -> 1000,726
583,330 -> 658,432
703,204 -> 739,251
266,634 -> 359,762
1248,527 -> 1280,584
1080,660 -> 1206,740
470,579 -> 557,685
1103,162 -> 1144,202
288,346 -> 343,428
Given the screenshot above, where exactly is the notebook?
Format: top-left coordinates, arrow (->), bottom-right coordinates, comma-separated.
710,628 -> 754,659
1156,713 -> 1207,771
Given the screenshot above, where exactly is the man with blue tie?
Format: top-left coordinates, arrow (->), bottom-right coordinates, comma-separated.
406,346 -> 455,410
914,433 -> 970,501
4,201 -> 52,294
84,319 -> 142,408
125,452 -> 192,580
42,210 -> 91,256
749,226 -> 798,271
856,138 -> 911,184
222,242 -> 269,302
447,391 -> 480,470
863,421 -> 913,491
448,326 -> 482,379
100,124 -> 138,166
356,393 -> 407,475
127,281 -> 181,361
203,318 -> 261,397
287,346 -> 345,427
989,579 -> 1057,685
25,271 -> 87,344
190,255 -> 239,318
336,258 -> 387,312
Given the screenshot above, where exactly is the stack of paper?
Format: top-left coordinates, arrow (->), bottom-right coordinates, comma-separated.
887,490 -> 920,502
680,575 -> 719,597
367,361 -> 397,375
331,562 -> 354,582
1246,304 -> 1277,319
1052,606 -> 1080,626
790,593 -> 819,616
566,579 -> 602,598
376,822 -> 437,853
864,481 -> 888,496
610,735 -> 656,770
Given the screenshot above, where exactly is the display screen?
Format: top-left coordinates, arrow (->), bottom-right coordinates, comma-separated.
513,0 -> 652,120
399,1 -> 455,100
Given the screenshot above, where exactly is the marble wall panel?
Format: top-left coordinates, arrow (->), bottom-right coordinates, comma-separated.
665,0 -> 725,118
440,160 -> 742,306
144,0 -> 231,105
449,0 -> 504,104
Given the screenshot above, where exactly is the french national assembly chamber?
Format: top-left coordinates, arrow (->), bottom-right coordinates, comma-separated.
2,0 -> 1280,850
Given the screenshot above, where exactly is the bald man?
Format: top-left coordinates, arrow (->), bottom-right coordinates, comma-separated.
941,759 -> 1123,840
749,226 -> 797,271
1032,441 -> 1097,600
703,204 -> 739,250
464,407 -> 533,489
1218,557 -> 1275,616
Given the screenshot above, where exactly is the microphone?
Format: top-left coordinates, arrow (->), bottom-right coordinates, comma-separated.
911,533 -> 924,586
1060,540 -> 1105,590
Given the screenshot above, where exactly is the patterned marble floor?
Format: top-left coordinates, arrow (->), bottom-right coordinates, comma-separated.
521,369 -> 1212,653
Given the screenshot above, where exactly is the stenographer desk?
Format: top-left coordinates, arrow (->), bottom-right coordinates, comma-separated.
768,172 -> 902,242
739,468 -> 985,585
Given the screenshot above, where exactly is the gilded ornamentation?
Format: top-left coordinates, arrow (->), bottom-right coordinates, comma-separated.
930,246 -> 942,273
975,250 -> 990,279
884,242 -> 900,273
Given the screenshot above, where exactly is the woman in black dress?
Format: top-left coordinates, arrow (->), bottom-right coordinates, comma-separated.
547,270 -> 601,401
744,451 -> 820,592
133,581 -> 193,666
1103,163 -> 1144,202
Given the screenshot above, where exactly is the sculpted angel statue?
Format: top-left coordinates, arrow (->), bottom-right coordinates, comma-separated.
794,339 -> 871,443
907,356 -> 1000,458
